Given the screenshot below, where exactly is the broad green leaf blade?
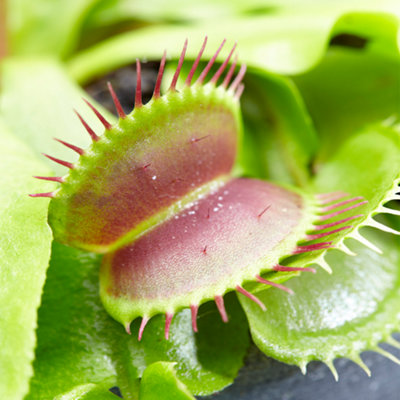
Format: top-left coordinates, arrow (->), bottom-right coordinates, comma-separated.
0,58 -> 116,176
54,382 -> 120,400
68,11 -> 400,84
27,242 -> 249,399
7,0 -> 102,57
294,48 -> 400,164
238,69 -> 318,186
240,227 -> 400,373
0,119 -> 53,400
139,362 -> 195,400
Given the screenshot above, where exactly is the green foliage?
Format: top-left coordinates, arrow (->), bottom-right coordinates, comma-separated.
0,120 -> 53,400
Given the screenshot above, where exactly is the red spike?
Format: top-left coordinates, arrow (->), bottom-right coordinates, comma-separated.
314,214 -> 363,230
229,64 -> 247,92
273,264 -> 316,274
190,304 -> 199,333
33,176 -> 64,183
141,163 -> 151,170
320,196 -> 364,213
234,83 -> 245,100
206,207 -> 210,219
255,275 -> 294,295
29,192 -> 54,198
138,316 -> 149,341
203,245 -> 208,255
54,138 -> 84,155
222,55 -> 238,89
165,312 -> 173,340
258,205 -> 271,219
197,39 -> 226,85
210,42 -> 237,85
236,285 -> 266,310
190,134 -> 211,144
43,154 -> 74,169
82,98 -> 112,130
153,50 -> 167,99
306,225 -> 352,240
75,109 -> 100,141
185,37 -> 208,86
107,82 -> 126,118
319,201 -> 368,221
170,39 -> 188,91
293,242 -> 333,254
215,295 -> 228,323
135,59 -> 143,108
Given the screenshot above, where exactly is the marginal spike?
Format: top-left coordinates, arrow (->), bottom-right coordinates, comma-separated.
234,83 -> 245,100
387,336 -> 400,350
255,275 -> 294,295
138,316 -> 150,341
325,360 -> 339,381
107,82 -> 126,118
337,242 -> 357,256
33,176 -> 64,183
364,217 -> 400,235
350,355 -> 371,377
299,361 -> 307,375
375,347 -> 400,365
320,196 -> 364,213
165,312 -> 174,340
210,42 -> 237,85
185,37 -> 207,86
293,242 -> 333,255
170,39 -> 188,91
317,191 -> 348,204
125,322 -> 131,335
43,154 -> 74,169
29,192 -> 54,198
229,64 -> 247,92
222,55 -> 238,89
135,59 -> 142,108
316,257 -> 333,274
319,201 -> 368,221
351,231 -> 382,254
54,138 -> 84,155
215,295 -> 228,323
236,285 -> 266,311
190,304 -> 199,333
377,205 -> 400,216
74,110 -> 100,141
306,225 -> 351,240
273,265 -> 316,273
313,214 -> 363,230
197,39 -> 226,84
82,98 -> 112,130
153,50 -> 167,99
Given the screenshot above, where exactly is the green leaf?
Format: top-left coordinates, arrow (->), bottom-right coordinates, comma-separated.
139,362 -> 195,400
27,242 -> 249,399
0,58 -> 116,176
68,10 -> 400,84
240,227 -> 400,375
238,68 -> 318,186
294,48 -> 400,163
0,119 -> 53,400
7,0 -> 103,57
239,123 -> 400,373
54,382 -> 120,400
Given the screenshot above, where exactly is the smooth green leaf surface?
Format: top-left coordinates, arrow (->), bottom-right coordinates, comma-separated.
240,227 -> 400,370
0,58 -> 116,176
54,382 -> 120,400
68,11 -> 400,84
294,48 -> 400,163
28,242 -> 249,399
139,362 -> 195,400
0,119 -> 53,400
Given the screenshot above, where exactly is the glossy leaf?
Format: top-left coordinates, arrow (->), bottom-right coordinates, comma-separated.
54,382 -> 120,400
27,242 -> 249,399
139,362 -> 195,400
0,119 -> 53,400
